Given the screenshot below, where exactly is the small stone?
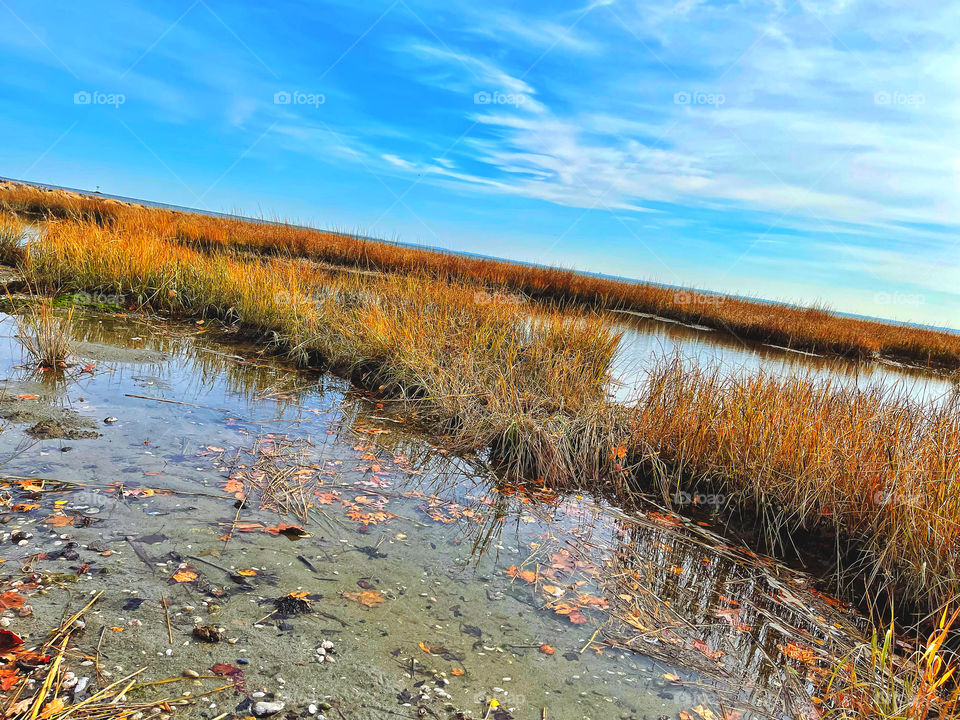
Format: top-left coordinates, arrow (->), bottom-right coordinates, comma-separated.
320,640 -> 334,650
308,704 -> 318,715
183,670 -> 200,678
253,702 -> 285,717
103,417 -> 118,424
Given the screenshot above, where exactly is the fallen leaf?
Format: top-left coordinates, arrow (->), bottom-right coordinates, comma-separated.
237,569 -> 257,577
0,592 -> 24,611
264,523 -> 310,539
0,667 -> 18,691
38,697 -> 64,719
693,705 -> 719,720
450,667 -> 464,676
778,642 -> 817,664
0,629 -> 23,653
343,589 -> 385,608
663,673 -> 682,684
44,514 -> 73,527
172,570 -> 198,583
539,644 -> 555,655
691,639 -> 724,661
16,394 -> 38,400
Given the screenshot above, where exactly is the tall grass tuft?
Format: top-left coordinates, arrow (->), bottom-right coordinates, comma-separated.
825,608 -> 960,719
15,299 -> 73,369
0,215 -> 27,266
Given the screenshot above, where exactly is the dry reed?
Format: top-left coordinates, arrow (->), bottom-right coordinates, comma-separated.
1,180 -> 957,369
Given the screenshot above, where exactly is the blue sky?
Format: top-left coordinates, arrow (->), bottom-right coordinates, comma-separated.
1,0 -> 958,328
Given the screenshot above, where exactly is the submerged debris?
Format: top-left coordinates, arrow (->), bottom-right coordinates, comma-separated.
192,624 -> 224,643
274,591 -> 313,615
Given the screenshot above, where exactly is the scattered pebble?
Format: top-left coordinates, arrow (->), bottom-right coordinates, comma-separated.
253,701 -> 285,717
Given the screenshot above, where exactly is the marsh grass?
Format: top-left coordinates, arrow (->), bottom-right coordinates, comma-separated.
619,356 -> 960,611
825,608 -> 960,719
15,297 -> 73,369
2,180 -> 957,368
1,189 -> 960,716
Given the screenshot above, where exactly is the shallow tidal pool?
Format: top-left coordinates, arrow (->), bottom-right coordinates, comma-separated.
0,309 -> 871,720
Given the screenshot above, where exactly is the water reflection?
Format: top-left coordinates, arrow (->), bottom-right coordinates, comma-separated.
610,310 -> 956,405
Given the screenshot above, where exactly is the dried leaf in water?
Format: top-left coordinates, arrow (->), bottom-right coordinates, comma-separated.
777,642 -> 817,664
343,589 -> 385,608
265,523 -> 310,539
450,667 -> 464,676
0,592 -> 24,611
539,644 -> 555,655
0,629 -> 23,653
693,705 -> 719,720
44,514 -> 73,527
237,569 -> 257,577
172,570 -> 198,583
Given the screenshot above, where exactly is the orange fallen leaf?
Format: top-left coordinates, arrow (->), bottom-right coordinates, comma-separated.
693,705 -> 719,720
109,626 -> 124,632
172,570 -> 198,583
17,394 -> 39,400
778,642 -> 817,664
343,589 -> 385,608
0,667 -> 19,691
0,592 -> 24,611
38,697 -> 64,719
237,569 -> 257,577
450,667 -> 464,676
504,565 -> 536,583
45,514 -> 73,527
539,644 -> 555,655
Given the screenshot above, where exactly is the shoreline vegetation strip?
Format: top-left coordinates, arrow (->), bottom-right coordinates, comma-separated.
1,180 -> 959,371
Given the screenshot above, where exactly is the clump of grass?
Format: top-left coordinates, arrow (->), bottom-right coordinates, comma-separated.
15,298 -> 73,369
0,215 -> 27,266
825,607 -> 960,719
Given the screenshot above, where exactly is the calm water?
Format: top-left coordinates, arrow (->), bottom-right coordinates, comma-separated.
609,309 -> 956,405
